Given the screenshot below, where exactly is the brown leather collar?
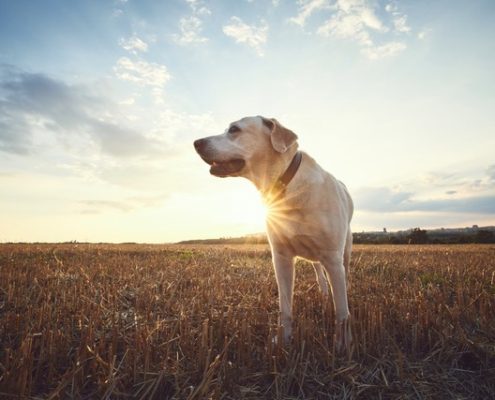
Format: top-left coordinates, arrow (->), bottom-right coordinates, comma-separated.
265,151 -> 302,201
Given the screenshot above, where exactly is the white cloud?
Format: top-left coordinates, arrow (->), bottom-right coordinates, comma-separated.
355,186 -> 413,212
384,2 -> 395,13
113,57 -> 171,88
393,15 -> 410,33
291,0 -> 411,60
112,0 -> 128,18
355,179 -> 495,216
289,0 -> 330,27
185,0 -> 211,16
385,1 -> 411,33
173,0 -> 211,46
318,0 -> 387,46
173,16 -> 208,45
354,166 -> 495,230
318,13 -> 371,45
361,41 -> 406,59
119,35 -> 149,54
0,67 -> 165,159
223,16 -> 268,56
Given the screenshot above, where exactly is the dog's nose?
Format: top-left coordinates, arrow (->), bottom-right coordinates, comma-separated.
194,138 -> 206,153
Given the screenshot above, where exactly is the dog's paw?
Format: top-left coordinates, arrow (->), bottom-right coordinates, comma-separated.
271,325 -> 292,347
334,317 -> 352,355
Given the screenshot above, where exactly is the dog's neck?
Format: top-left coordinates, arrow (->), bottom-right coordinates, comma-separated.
248,146 -> 301,198
262,150 -> 302,202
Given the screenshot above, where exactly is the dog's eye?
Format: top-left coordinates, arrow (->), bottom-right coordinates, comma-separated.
228,125 -> 241,134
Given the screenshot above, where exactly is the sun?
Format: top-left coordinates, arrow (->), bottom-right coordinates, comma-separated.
232,189 -> 268,232
242,195 -> 269,223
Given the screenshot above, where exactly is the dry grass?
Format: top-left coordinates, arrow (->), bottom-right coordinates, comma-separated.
0,243 -> 494,399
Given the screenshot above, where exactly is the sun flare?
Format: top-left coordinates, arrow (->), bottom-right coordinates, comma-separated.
238,193 -> 269,226
216,187 -> 269,236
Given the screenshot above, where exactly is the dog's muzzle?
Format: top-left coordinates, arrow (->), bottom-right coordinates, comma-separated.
194,139 -> 246,177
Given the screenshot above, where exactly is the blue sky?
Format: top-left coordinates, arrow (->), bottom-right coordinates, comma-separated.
1,0 -> 494,242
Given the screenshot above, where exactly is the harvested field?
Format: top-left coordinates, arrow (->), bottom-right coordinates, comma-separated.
0,244 -> 494,399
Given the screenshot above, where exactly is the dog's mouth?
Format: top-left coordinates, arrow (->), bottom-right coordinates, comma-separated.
202,157 -> 246,177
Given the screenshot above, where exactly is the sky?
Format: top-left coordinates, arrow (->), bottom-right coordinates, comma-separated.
0,0 -> 494,243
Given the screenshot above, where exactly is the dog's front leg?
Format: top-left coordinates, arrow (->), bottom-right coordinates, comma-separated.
322,252 -> 351,354
272,252 -> 295,343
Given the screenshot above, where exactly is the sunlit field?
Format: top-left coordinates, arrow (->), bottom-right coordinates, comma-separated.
1,244 -> 494,399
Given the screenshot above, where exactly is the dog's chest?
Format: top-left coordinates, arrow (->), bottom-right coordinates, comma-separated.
282,234 -> 324,261
266,213 -> 335,261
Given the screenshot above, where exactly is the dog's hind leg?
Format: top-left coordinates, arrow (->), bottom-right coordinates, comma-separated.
313,262 -> 329,296
343,228 -> 352,284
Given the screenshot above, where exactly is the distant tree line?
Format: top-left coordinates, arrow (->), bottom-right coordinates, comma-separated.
180,227 -> 495,245
353,227 -> 495,245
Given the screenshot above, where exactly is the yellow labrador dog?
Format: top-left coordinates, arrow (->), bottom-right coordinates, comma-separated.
194,116 -> 353,352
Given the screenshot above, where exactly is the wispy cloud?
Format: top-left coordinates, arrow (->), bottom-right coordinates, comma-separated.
385,2 -> 411,33
289,0 -> 330,27
112,0 -> 128,18
173,16 -> 208,45
223,16 -> 268,56
184,0 -> 211,16
318,0 -> 405,59
291,0 -> 410,60
355,186 -> 413,212
113,57 -> 171,88
173,0 -> 211,45
361,41 -> 406,60
317,9 -> 383,46
355,186 -> 495,214
119,35 -> 149,54
330,0 -> 386,33
408,196 -> 495,214
355,164 -> 495,217
0,66 -> 164,158
417,28 -> 431,40
392,15 -> 410,33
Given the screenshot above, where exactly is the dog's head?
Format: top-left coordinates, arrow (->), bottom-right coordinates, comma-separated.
194,116 -> 298,181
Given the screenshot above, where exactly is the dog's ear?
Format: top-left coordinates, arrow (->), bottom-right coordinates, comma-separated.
261,117 -> 298,153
